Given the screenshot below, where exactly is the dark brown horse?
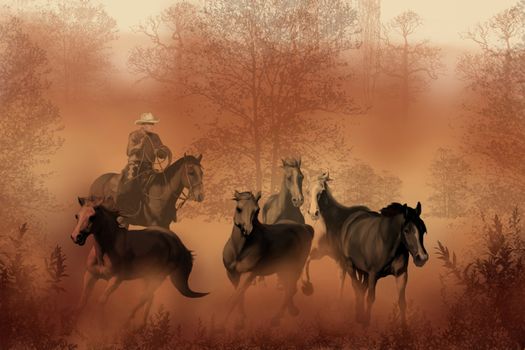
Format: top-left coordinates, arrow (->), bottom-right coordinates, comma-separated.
262,158 -> 305,224
89,154 -> 204,228
222,191 -> 313,327
305,172 -> 429,326
71,197 -> 208,324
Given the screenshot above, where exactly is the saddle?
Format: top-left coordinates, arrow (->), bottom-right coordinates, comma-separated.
115,169 -> 160,217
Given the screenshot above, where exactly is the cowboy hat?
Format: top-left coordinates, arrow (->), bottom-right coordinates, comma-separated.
135,112 -> 160,125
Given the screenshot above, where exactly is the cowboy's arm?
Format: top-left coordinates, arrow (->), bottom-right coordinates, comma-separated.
126,130 -> 144,157
151,133 -> 171,160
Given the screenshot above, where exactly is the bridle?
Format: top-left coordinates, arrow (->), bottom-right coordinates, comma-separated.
176,157 -> 203,210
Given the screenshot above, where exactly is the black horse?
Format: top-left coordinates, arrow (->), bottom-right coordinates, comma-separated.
71,197 -> 208,324
222,191 -> 313,327
305,172 -> 429,326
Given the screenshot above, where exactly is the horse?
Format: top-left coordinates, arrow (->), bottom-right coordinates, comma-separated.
89,154 -> 204,228
304,172 -> 429,326
70,197 -> 208,324
262,157 -> 305,224
222,191 -> 314,327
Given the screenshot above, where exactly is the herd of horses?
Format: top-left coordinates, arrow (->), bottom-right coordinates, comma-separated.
70,155 -> 429,328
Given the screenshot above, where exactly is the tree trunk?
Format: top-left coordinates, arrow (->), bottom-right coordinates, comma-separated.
401,35 -> 409,114
269,125 -> 281,193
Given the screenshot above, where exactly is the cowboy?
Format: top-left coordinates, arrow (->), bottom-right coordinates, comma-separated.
115,112 -> 172,215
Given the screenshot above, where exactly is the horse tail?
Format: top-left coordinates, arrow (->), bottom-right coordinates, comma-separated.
170,249 -> 209,298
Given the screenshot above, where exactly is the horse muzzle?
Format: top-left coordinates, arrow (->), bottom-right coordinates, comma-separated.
292,196 -> 304,207
71,232 -> 88,246
308,210 -> 320,221
413,253 -> 429,267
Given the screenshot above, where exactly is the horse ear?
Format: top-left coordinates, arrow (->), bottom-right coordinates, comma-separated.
78,197 -> 85,206
232,190 -> 240,200
281,158 -> 287,167
254,191 -> 262,202
197,154 -> 203,162
403,203 -> 408,217
416,202 -> 422,216
93,196 -> 104,207
298,157 -> 301,167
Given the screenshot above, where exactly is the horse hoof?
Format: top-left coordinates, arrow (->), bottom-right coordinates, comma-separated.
288,305 -> 300,317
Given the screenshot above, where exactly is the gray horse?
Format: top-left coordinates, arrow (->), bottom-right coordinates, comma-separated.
89,154 -> 204,228
222,191 -> 313,327
262,158 -> 305,224
71,197 -> 208,324
305,172 -> 429,326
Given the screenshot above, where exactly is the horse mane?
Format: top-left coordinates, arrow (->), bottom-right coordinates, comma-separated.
95,205 -> 121,220
324,184 -> 370,214
165,154 -> 201,177
380,202 -> 406,217
380,202 -> 427,234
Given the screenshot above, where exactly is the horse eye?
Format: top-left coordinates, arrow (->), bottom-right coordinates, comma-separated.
236,207 -> 242,213
75,214 -> 78,220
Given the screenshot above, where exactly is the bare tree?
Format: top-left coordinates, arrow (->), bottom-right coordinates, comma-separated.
0,15 -> 63,228
427,148 -> 471,218
381,11 -> 442,111
457,3 -> 525,212
130,0 -> 361,203
357,0 -> 381,107
35,0 -> 118,101
338,159 -> 402,210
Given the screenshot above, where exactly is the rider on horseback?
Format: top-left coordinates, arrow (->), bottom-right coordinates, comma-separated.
116,112 -> 172,217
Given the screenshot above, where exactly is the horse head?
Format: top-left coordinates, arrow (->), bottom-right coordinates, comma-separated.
70,196 -> 103,246
181,153 -> 205,202
400,202 -> 429,267
308,171 -> 331,220
232,190 -> 261,236
281,157 -> 304,207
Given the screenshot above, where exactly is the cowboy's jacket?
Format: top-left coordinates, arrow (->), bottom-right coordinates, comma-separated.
127,129 -> 171,163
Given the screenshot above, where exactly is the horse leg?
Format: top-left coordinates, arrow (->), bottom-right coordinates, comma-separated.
339,267 -> 346,299
364,273 -> 377,327
143,295 -> 154,324
97,276 -> 122,305
127,277 -> 164,324
224,272 -> 256,326
77,270 -> 98,312
286,274 -> 300,317
271,272 -> 297,326
395,271 -> 408,327
349,268 -> 365,324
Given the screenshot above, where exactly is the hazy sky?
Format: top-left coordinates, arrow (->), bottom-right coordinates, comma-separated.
100,0 -> 518,47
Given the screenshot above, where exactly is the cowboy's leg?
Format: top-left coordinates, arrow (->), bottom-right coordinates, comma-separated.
116,162 -> 137,208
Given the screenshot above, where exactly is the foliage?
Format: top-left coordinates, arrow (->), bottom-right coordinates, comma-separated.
458,1 -> 525,213
435,208 -> 525,348
336,158 -> 403,210
0,14 -> 63,228
31,0 -> 118,101
0,224 -> 76,350
427,148 -> 471,218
